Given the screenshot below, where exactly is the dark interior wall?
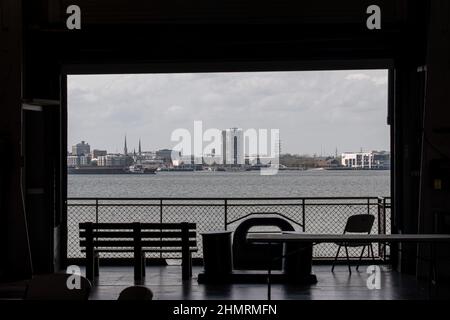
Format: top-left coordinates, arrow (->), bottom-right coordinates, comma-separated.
0,0 -> 33,281
417,0 -> 450,279
1,0 -> 447,281
22,106 -> 62,274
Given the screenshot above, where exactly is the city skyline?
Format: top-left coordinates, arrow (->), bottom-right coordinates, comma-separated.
68,70 -> 389,155
68,136 -> 389,158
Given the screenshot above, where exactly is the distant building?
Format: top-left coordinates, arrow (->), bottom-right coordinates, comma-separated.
172,155 -> 192,167
78,155 -> 91,166
72,141 -> 90,156
222,128 -> 244,165
156,149 -> 180,164
92,149 -> 107,159
341,151 -> 390,169
67,155 -> 79,168
97,154 -> 128,167
67,154 -> 91,167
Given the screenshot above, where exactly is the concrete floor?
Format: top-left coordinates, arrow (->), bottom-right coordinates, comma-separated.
88,265 -> 435,300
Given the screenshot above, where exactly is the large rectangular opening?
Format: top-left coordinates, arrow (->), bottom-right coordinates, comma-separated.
65,68 -> 392,263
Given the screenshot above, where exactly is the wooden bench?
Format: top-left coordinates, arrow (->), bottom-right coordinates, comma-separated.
79,222 -> 197,282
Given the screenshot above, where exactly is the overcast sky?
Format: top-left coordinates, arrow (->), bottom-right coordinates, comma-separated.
68,70 -> 389,156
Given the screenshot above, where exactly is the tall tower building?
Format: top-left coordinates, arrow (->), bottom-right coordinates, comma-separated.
222,128 -> 244,165
138,138 -> 142,155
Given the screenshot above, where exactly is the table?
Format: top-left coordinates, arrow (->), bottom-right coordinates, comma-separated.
247,232 -> 450,300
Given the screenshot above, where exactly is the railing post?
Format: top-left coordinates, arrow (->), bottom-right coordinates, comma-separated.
95,199 -> 99,224
160,199 -> 163,224
377,198 -> 382,233
95,199 -> 99,247
302,198 -> 306,232
367,198 -> 370,215
377,197 -> 382,258
224,199 -> 228,230
383,197 -> 387,260
160,199 -> 163,259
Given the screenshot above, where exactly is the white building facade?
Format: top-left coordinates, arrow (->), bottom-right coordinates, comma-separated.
67,154 -> 91,167
97,154 -> 128,167
341,151 -> 390,169
72,141 -> 91,156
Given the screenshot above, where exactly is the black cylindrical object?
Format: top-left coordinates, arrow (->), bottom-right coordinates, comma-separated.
284,243 -> 314,283
201,231 -> 233,277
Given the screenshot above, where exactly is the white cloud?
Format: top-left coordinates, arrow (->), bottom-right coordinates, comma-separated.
345,73 -> 372,81
346,72 -> 388,86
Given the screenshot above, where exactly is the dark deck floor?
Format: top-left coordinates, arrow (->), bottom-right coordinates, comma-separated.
88,265 -> 437,300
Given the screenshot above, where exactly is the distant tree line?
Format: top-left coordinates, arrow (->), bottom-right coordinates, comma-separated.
279,153 -> 340,169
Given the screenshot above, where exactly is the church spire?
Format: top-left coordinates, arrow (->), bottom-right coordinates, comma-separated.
138,138 -> 142,155
124,135 -> 128,155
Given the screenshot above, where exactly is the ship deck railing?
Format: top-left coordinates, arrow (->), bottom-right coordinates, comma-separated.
66,196 -> 391,263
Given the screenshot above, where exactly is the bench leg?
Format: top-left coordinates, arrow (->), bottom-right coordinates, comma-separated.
182,252 -> 192,280
141,252 -> 146,278
134,250 -> 143,281
94,252 -> 100,277
86,248 -> 95,282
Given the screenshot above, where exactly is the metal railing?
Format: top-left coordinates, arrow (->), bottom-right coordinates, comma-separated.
67,196 -> 391,261
377,196 -> 392,261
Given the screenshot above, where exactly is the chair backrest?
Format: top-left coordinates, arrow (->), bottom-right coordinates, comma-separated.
118,285 -> 153,300
24,273 -> 91,300
344,214 -> 375,234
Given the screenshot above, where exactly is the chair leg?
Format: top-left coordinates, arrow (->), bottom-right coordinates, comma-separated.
331,245 -> 342,272
356,246 -> 366,271
369,244 -> 376,262
344,245 -> 352,274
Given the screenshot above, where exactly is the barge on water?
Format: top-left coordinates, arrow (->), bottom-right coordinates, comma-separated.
68,166 -> 156,174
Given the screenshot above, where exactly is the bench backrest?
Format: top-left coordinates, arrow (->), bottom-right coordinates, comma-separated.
79,222 -> 197,250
